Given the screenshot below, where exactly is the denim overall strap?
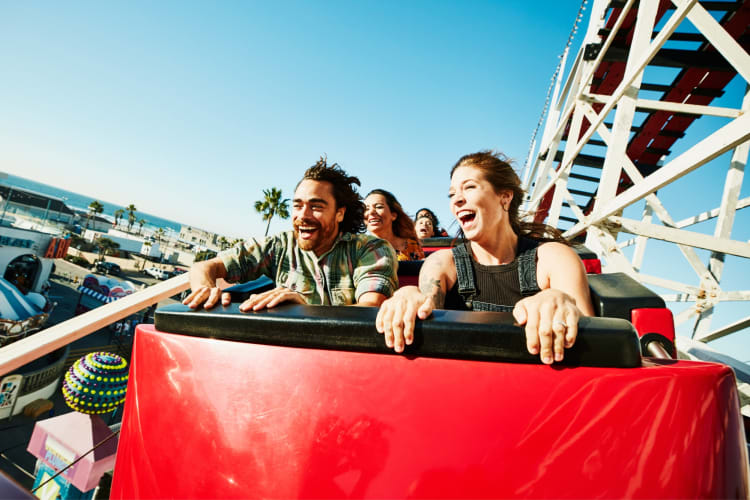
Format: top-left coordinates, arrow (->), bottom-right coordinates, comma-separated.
517,238 -> 541,297
451,243 -> 476,309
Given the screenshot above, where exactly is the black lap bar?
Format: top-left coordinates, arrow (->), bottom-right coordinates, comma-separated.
155,304 -> 641,368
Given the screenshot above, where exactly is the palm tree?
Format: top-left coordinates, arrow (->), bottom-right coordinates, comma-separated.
218,236 -> 230,250
254,187 -> 290,236
138,219 -> 147,235
154,227 -> 165,245
87,201 -> 104,230
114,209 -> 125,228
125,204 -> 137,233
96,237 -> 120,262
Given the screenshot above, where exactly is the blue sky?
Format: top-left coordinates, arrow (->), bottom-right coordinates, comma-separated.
0,1 -> 582,238
1,1 -> 748,360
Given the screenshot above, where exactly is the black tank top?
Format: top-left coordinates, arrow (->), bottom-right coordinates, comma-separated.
444,237 -> 541,312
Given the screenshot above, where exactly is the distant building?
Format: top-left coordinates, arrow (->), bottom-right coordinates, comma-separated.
179,225 -> 220,252
0,185 -> 75,225
82,229 -> 162,258
72,209 -> 112,233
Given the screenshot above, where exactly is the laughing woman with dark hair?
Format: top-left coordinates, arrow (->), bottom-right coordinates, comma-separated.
365,189 -> 425,261
376,151 -> 594,364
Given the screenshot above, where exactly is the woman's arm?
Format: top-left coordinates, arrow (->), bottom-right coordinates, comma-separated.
513,242 -> 594,364
536,242 -> 594,315
375,249 -> 455,352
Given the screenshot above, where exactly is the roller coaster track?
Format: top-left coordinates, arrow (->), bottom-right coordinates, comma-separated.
523,0 -> 750,344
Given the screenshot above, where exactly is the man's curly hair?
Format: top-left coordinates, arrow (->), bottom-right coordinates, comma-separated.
298,156 -> 366,234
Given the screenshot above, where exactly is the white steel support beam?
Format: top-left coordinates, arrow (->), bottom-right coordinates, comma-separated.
674,197 -> 750,229
632,202 -> 653,272
526,0 -> 750,356
609,216 -> 750,259
633,99 -> 741,118
586,94 -> 742,118
528,50 -> 586,209
527,0 -> 637,212
530,0 -> 697,210
566,112 -> 750,237
580,103 -> 720,287
678,0 -> 750,84
699,316 -> 750,344
693,85 -> 750,339
596,0 -> 658,204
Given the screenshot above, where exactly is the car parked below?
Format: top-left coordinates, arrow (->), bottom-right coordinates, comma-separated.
95,261 -> 121,276
144,267 -> 170,280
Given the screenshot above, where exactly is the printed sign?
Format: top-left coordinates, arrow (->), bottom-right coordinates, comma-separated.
0,374 -> 23,419
43,435 -> 77,477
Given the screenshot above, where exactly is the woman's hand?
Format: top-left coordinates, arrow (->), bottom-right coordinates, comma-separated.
238,286 -> 306,311
375,286 -> 434,353
513,288 -> 582,364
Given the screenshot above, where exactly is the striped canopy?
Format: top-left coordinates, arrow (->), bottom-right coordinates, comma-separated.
0,277 -> 43,321
77,285 -> 119,303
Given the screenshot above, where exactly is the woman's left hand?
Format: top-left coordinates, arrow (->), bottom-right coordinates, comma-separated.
512,289 -> 581,365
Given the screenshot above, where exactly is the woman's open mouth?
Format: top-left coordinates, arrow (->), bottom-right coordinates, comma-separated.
457,211 -> 476,228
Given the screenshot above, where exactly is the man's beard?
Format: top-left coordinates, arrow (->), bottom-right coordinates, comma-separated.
294,220 -> 323,251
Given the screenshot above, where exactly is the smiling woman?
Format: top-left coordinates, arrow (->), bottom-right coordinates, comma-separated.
364,189 -> 424,261
376,151 -> 595,365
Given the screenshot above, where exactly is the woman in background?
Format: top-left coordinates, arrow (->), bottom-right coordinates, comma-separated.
365,189 -> 424,261
414,208 -> 448,238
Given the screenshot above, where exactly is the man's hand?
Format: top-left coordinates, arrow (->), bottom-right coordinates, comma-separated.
239,286 -> 306,312
513,288 -> 581,365
181,257 -> 230,310
182,285 -> 231,310
375,286 -> 434,353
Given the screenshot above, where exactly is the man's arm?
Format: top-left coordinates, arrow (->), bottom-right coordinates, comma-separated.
356,292 -> 388,307
353,237 -> 399,305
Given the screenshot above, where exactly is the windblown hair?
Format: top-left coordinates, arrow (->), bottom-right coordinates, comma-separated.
451,151 -> 568,244
367,189 -> 420,242
300,156 -> 365,234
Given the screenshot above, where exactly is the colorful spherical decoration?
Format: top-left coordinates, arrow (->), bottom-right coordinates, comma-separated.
62,352 -> 129,415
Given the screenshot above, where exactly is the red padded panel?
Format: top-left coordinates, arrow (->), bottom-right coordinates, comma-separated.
112,325 -> 748,499
632,307 -> 676,343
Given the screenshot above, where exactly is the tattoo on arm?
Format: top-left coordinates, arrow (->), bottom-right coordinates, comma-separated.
419,277 -> 445,309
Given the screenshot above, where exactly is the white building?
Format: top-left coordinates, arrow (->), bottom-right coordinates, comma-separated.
179,225 -> 221,251
83,229 -> 162,258
0,226 -> 67,294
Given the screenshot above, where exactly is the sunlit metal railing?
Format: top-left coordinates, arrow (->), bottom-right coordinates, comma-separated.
0,274 -> 190,375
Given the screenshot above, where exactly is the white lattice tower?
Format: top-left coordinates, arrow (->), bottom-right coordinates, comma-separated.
523,0 -> 750,353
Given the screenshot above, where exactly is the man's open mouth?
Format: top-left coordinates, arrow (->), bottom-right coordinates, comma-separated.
296,225 -> 319,239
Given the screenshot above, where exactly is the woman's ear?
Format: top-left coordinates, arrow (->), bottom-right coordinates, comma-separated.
500,190 -> 513,210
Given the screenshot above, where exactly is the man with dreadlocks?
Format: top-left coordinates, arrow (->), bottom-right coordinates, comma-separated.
184,157 -> 398,310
